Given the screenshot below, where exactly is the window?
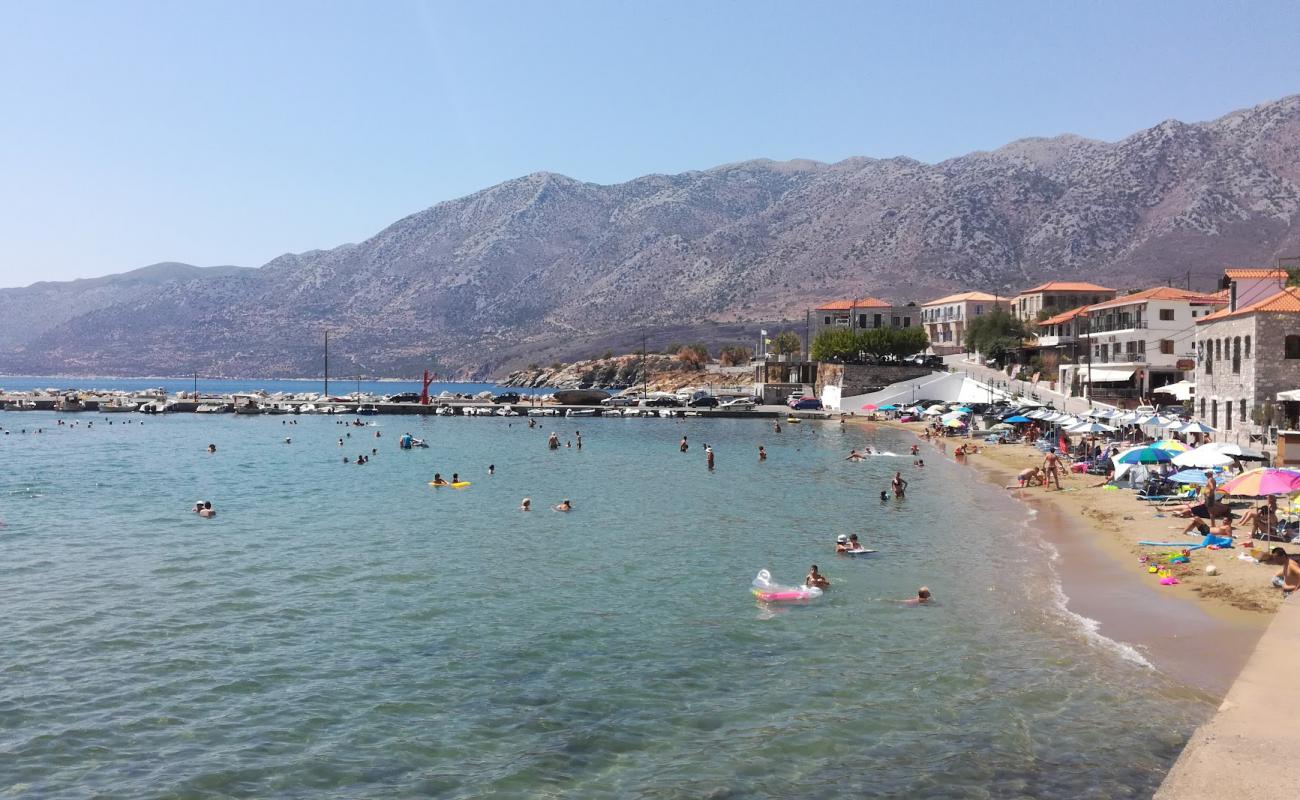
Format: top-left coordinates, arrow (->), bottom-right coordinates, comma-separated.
1159,308 -> 1175,321
1240,400 -> 1247,423
1226,401 -> 1233,430
1232,337 -> 1241,374
823,316 -> 831,325
1205,343 -> 1213,374
1286,335 -> 1300,359
1160,339 -> 1174,355
1138,340 -> 1146,354
1215,339 -> 1222,359
858,314 -> 867,328
903,318 -> 911,328
1199,398 -> 1206,418
873,314 -> 882,328
1211,400 -> 1218,428
1245,336 -> 1251,358
974,305 -> 983,315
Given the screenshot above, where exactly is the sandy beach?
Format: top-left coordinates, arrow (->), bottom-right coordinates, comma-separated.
856,416 -> 1285,693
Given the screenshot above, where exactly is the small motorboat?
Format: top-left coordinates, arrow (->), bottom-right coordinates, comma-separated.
357,404 -> 380,415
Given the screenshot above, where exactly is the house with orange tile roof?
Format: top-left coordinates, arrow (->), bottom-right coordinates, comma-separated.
918,291 -> 1001,355
1218,267 -> 1289,309
1194,279 -> 1300,435
1011,281 -> 1115,321
813,297 -> 918,337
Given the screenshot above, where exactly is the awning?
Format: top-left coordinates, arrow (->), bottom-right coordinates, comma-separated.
1081,366 -> 1135,383
1278,389 -> 1300,402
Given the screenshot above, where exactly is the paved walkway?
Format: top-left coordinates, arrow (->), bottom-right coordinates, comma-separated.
1154,597 -> 1300,799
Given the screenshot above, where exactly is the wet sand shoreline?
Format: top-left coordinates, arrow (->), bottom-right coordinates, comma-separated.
857,417 -> 1272,697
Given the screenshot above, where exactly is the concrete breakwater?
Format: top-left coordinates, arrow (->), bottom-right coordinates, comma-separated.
0,393 -> 823,420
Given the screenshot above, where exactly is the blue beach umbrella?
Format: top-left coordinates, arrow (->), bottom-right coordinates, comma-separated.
1168,469 -> 1210,485
878,404 -> 898,411
955,406 -> 973,413
1004,415 -> 1032,424
1116,446 -> 1174,465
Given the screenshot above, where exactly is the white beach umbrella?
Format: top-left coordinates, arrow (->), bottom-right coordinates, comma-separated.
1163,418 -> 1186,429
922,406 -> 946,416
1176,421 -> 1216,434
1113,412 -> 1139,425
1202,441 -> 1266,460
1070,421 -> 1117,434
1055,416 -> 1080,428
1172,446 -> 1236,468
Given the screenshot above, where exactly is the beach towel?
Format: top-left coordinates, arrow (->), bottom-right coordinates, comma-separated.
1137,534 -> 1234,550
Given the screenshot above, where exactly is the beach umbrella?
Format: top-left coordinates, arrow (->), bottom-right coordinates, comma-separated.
1151,439 -> 1187,453
1055,416 -> 1080,428
1168,469 -> 1211,485
878,404 -> 898,411
1219,468 -> 1300,497
1091,408 -> 1116,419
1175,421 -> 1216,434
922,406 -> 946,416
1115,446 -> 1175,465
861,403 -> 878,411
955,406 -> 973,413
1004,415 -> 1032,424
1202,442 -> 1267,460
991,422 -> 1014,431
1163,418 -> 1186,429
1069,421 -> 1116,434
1114,412 -> 1140,425
943,418 -> 966,428
1171,446 -> 1236,468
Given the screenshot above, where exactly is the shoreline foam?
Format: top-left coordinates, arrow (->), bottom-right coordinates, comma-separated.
860,417 -> 1272,696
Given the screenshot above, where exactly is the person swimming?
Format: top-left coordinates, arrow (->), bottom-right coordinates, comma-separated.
880,490 -> 888,502
207,443 -> 216,453
845,449 -> 864,461
805,565 -> 830,590
848,534 -> 864,551
758,445 -> 767,461
198,501 -> 215,518
488,464 -> 495,476
554,499 -> 572,512
520,497 -> 531,511
903,587 -> 932,606
431,473 -> 449,486
835,534 -> 850,553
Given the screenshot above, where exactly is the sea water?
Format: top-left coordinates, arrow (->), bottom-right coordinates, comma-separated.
0,413 -> 1208,798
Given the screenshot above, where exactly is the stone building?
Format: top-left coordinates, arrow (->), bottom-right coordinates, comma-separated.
1193,284 -> 1300,437
813,298 -> 918,337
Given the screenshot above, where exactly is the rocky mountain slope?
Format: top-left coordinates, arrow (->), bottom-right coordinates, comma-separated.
4,95 -> 1300,378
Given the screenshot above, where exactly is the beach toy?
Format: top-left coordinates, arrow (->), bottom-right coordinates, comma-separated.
1147,566 -> 1159,574
1160,576 -> 1180,585
1206,565 -> 1219,576
751,569 -> 822,602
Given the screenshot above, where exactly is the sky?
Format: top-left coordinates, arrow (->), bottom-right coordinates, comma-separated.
2,0 -> 1299,288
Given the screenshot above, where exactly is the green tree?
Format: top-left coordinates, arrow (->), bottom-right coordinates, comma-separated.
771,330 -> 802,356
811,329 -> 859,361
965,308 -> 1029,363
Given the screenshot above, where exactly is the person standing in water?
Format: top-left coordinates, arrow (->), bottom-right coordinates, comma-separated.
892,471 -> 908,498
758,445 -> 767,461
679,435 -> 689,453
575,431 -> 582,450
705,445 -> 715,470
548,432 -> 560,450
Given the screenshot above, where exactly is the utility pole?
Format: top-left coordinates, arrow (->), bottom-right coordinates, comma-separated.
1084,314 -> 1092,402
642,334 -> 648,400
193,371 -> 197,399
324,329 -> 330,398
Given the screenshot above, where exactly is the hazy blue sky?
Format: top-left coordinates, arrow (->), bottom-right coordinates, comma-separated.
3,0 -> 1298,287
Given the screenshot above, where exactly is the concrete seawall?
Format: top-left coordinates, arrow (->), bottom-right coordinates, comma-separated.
1155,598 -> 1300,799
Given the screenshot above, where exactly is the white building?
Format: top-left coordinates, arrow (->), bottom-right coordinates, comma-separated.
1055,287 -> 1225,401
919,291 -> 999,355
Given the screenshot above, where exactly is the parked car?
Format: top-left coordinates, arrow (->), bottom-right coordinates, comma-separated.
1134,404 -> 1157,416
492,392 -> 522,404
641,396 -> 682,407
601,395 -> 640,407
719,397 -> 757,411
787,396 -> 823,410
385,392 -> 421,403
1157,404 -> 1188,417
688,396 -> 720,408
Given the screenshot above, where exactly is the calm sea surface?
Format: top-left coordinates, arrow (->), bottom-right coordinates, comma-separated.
0,375 -> 552,397
1,412 -> 1208,798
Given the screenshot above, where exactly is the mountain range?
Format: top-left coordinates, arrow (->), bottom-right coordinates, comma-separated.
4,94 -> 1300,379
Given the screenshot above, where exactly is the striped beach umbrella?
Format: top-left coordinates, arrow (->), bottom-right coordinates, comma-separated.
1219,468 -> 1300,497
1115,446 -> 1174,465
1151,439 -> 1187,453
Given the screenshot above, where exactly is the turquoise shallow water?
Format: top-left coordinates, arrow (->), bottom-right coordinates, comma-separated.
1,412 -> 1208,798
